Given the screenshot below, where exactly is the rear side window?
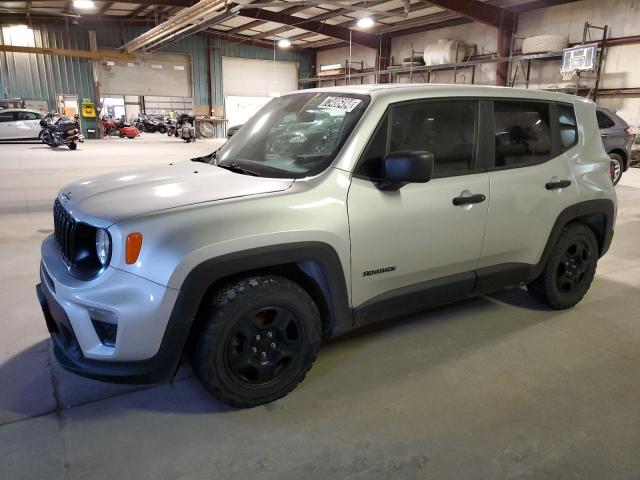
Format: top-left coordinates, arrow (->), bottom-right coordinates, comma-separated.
0,111 -> 15,123
493,101 -> 551,168
558,104 -> 578,150
596,111 -> 615,129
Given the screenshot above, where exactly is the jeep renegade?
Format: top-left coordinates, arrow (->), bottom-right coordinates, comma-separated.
36,85 -> 616,407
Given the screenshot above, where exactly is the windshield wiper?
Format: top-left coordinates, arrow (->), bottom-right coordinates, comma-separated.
217,162 -> 262,177
191,148 -> 218,164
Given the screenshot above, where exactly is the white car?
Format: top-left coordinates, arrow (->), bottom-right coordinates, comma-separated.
0,108 -> 43,140
37,85 -> 617,407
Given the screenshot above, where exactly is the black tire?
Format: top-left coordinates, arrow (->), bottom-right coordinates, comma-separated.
39,130 -> 46,143
158,125 -> 167,134
68,142 -> 77,150
192,275 -> 321,408
528,223 -> 598,309
609,153 -> 624,185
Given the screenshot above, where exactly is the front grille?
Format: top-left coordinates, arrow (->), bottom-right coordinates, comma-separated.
53,199 -> 77,266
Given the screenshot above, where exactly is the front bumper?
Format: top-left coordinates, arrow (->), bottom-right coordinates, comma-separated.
37,235 -> 181,384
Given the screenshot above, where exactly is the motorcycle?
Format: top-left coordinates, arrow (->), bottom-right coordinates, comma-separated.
136,114 -> 167,134
102,115 -> 139,139
39,112 -> 84,150
169,114 -> 196,142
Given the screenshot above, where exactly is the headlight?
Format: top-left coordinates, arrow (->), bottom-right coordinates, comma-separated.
95,228 -> 111,266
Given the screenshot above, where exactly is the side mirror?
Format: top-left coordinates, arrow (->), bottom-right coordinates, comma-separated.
377,150 -> 434,191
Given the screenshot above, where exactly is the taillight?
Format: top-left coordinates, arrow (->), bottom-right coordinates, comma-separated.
625,127 -> 633,137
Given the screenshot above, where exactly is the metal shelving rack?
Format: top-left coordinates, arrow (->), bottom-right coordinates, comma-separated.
299,50 -> 564,86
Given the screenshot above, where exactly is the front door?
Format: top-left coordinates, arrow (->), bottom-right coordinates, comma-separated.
347,99 -> 490,318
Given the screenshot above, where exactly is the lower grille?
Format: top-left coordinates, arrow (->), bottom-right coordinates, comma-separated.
53,199 -> 77,266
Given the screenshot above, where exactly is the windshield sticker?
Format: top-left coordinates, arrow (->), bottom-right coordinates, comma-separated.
317,97 -> 362,112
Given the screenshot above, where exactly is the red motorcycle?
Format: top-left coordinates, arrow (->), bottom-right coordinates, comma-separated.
102,116 -> 139,139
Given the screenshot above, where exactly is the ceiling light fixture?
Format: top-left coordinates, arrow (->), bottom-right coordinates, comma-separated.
73,0 -> 95,9
278,38 -> 291,48
357,17 -> 374,29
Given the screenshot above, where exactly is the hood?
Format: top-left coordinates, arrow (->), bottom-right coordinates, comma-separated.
59,161 -> 294,225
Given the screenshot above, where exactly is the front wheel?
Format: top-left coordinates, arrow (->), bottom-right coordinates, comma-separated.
192,276 -> 321,408
609,153 -> 624,185
528,223 -> 598,309
158,125 -> 167,134
39,130 -> 46,143
68,142 -> 77,150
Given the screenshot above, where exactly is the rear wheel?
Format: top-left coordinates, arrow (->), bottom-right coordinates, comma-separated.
192,275 -> 321,408
609,153 -> 624,185
528,223 -> 598,309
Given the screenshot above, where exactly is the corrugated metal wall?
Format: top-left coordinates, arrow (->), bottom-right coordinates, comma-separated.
0,25 -> 94,110
0,22 -> 313,113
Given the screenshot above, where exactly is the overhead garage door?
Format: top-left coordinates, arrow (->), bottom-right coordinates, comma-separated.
222,57 -> 298,126
97,51 -> 192,97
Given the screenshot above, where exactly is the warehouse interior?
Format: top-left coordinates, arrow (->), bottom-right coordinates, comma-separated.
2,0 -> 640,478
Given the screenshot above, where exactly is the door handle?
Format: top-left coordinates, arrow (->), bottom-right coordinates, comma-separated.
601,134 -> 608,138
452,193 -> 486,206
545,180 -> 572,190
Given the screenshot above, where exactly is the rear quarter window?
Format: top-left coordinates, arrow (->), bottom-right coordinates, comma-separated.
558,103 -> 579,151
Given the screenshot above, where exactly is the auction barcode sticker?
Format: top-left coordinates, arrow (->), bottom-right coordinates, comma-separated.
317,97 -> 362,112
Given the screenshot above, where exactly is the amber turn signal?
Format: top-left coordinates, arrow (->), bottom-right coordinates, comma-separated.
125,232 -> 143,264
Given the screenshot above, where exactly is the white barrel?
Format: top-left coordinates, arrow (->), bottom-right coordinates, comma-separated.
423,39 -> 459,66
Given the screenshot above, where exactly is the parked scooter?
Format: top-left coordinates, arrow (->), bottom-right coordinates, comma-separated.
39,112 -> 84,150
102,115 -> 139,139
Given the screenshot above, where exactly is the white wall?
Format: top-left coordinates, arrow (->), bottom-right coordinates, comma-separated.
316,44 -> 378,86
315,0 -> 640,124
518,0 -> 640,123
391,22 -> 497,85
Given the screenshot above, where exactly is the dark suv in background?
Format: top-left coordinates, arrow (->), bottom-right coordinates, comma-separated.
597,107 -> 633,185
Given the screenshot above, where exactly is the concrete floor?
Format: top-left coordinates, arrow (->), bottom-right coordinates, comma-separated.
1,134 -> 640,479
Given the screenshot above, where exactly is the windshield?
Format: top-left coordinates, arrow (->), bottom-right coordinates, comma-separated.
216,92 -> 370,178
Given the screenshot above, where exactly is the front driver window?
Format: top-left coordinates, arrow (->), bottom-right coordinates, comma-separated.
357,100 -> 478,179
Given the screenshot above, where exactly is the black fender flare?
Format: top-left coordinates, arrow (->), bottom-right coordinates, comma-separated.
528,199 -> 615,281
154,242 -> 353,380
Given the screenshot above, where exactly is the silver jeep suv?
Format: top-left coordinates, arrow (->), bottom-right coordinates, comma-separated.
37,85 -> 617,407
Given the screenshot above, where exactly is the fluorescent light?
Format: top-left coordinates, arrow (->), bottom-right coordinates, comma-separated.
73,0 -> 95,9
278,38 -> 291,48
357,17 -> 374,29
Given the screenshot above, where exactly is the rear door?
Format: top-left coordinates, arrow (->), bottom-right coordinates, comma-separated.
15,111 -> 42,139
478,100 -> 582,279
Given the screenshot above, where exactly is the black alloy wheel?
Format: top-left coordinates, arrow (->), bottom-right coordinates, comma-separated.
528,223 -> 598,309
225,306 -> 304,386
192,275 -> 321,408
555,239 -> 591,295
